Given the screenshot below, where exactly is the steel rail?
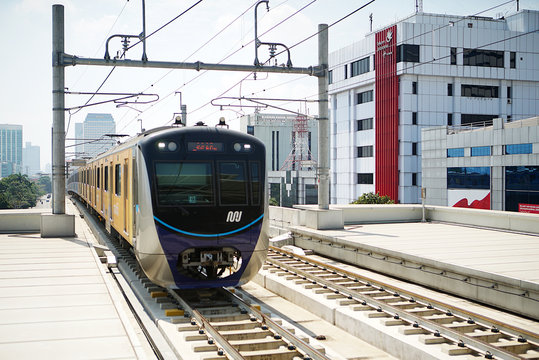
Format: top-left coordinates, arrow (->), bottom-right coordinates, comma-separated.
224,288 -> 332,360
267,248 -> 528,360
270,245 -> 539,344
167,289 -> 245,360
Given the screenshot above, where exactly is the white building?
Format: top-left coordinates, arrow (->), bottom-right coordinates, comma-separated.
239,112 -> 318,206
422,116 -> 539,212
328,9 -> 539,204
22,142 -> 40,177
77,113 -> 116,158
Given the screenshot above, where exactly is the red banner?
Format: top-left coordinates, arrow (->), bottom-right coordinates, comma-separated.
519,203 -> 539,214
375,25 -> 399,202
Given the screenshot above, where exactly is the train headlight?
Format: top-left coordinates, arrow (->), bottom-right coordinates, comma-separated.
233,143 -> 253,152
157,141 -> 178,152
167,142 -> 178,151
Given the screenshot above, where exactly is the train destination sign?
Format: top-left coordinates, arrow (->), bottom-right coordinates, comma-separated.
188,141 -> 224,152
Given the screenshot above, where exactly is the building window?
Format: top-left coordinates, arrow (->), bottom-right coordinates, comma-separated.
396,44 -> 420,63
344,64 -> 348,79
505,166 -> 539,212
412,112 -> 417,125
447,83 -> 453,96
447,113 -> 453,126
356,90 -> 373,104
357,118 -> 373,131
461,114 -> 497,125
505,143 -> 532,155
447,167 -> 490,189
412,142 -> 418,155
357,145 -> 373,158
328,70 -> 333,84
412,173 -> 417,186
351,57 -> 370,77
357,173 -> 373,184
447,148 -> 464,157
461,84 -> 499,98
510,51 -> 516,69
372,54 -> 375,70
412,81 -> 417,94
450,47 -> 457,65
471,146 -> 491,156
507,86 -> 512,99
463,49 -> 504,68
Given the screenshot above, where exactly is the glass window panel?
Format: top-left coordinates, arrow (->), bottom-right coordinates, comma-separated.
447,167 -> 490,189
250,162 -> 261,206
471,146 -> 491,156
447,148 -> 464,157
505,143 -> 532,155
155,162 -> 213,206
219,162 -> 247,205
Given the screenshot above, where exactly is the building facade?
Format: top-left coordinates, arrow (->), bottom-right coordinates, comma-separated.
22,142 -> 40,177
422,117 -> 539,212
328,9 -> 539,204
0,124 -> 23,177
77,113 -> 116,158
239,112 -> 319,206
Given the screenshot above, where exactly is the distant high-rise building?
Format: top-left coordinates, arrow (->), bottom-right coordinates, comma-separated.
0,124 -> 23,177
74,122 -> 84,158
22,142 -> 40,177
82,113 -> 116,158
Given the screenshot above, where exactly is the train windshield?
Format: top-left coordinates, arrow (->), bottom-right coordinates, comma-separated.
219,162 -> 247,205
155,162 -> 213,205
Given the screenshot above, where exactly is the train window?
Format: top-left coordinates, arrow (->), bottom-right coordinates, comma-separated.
115,164 -> 121,196
97,167 -> 100,189
219,162 -> 247,205
250,162 -> 261,206
104,166 -> 109,191
155,162 -> 213,206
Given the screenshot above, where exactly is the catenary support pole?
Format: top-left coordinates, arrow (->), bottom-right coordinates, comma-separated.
317,24 -> 329,210
52,4 -> 66,214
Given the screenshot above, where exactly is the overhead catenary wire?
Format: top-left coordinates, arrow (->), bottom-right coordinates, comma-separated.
115,0 -> 319,133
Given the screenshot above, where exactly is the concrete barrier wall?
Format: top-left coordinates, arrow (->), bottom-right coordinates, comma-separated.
269,205 -> 539,235
0,210 -> 47,233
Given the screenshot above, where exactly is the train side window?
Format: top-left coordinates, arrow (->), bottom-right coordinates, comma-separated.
97,167 -> 100,189
219,162 -> 247,205
124,163 -> 128,200
104,166 -> 109,191
250,162 -> 261,206
115,164 -> 121,196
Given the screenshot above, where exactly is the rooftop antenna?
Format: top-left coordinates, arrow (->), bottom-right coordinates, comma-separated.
369,13 -> 373,32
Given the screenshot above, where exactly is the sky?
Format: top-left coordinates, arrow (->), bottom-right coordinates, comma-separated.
1,0 -> 537,170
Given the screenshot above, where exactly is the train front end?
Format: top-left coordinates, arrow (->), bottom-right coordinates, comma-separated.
135,126 -> 268,289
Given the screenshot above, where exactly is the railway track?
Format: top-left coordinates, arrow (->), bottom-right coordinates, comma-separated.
76,198 -> 333,360
265,246 -> 539,360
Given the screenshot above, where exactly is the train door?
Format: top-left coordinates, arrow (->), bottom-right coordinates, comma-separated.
100,164 -> 104,215
108,163 -> 113,224
123,158 -> 128,235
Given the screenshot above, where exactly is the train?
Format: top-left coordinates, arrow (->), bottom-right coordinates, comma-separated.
67,123 -> 269,289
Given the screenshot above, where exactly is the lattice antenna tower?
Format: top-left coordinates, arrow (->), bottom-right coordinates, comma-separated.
280,114 -> 317,171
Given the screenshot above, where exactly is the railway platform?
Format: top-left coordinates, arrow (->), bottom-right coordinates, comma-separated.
0,201 -> 152,360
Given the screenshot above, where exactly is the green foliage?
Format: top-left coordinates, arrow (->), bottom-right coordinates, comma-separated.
269,197 -> 279,206
0,174 -> 40,209
351,192 -> 395,204
37,175 -> 52,195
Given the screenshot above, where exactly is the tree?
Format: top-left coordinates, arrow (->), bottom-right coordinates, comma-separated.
269,197 -> 279,206
37,175 -> 52,194
0,174 -> 40,209
351,192 -> 395,204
